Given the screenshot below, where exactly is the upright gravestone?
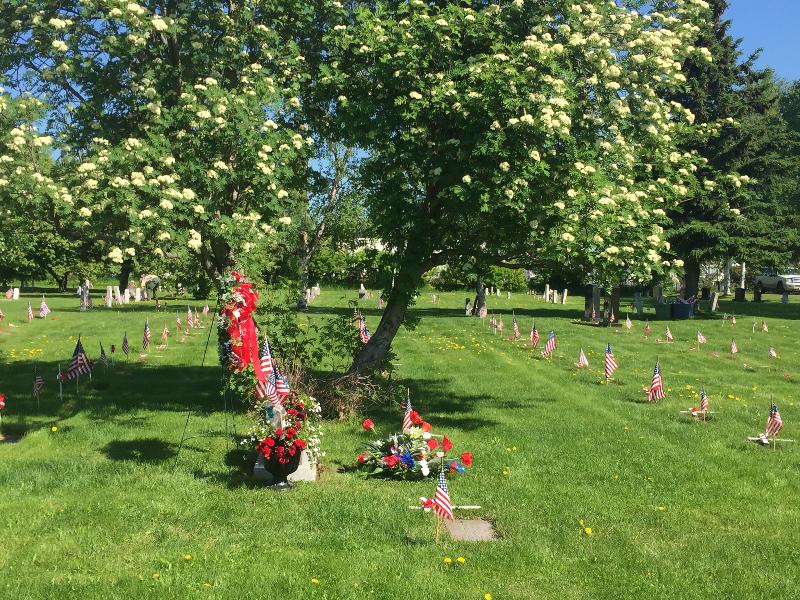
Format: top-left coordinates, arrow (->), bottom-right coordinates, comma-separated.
12,288 -> 19,300
358,283 -> 366,300
734,287 -> 746,302
544,284 -> 550,303
710,292 -> 719,313
506,291 -> 511,300
113,286 -> 121,303
634,292 -> 644,317
561,289 -> 568,305
123,289 -> 130,303
105,286 -> 113,308
134,287 -> 142,302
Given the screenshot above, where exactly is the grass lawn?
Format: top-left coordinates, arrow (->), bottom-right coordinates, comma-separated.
0,290 -> 798,599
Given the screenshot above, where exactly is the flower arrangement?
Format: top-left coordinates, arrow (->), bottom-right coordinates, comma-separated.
356,409 -> 473,480
243,394 -> 323,466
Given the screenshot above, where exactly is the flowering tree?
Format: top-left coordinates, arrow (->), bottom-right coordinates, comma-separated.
2,0 -> 312,284
323,0 -> 714,371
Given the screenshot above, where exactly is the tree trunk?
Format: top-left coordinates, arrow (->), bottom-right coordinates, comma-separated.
683,255 -> 701,299
739,261 -> 746,289
350,256 -> 427,373
472,278 -> 486,316
297,250 -> 310,310
118,260 -> 133,291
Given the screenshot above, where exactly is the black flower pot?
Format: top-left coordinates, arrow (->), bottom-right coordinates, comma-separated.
264,449 -> 302,491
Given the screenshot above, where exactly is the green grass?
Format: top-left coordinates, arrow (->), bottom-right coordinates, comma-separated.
0,290 -> 798,599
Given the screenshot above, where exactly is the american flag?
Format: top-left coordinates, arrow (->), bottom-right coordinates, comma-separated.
530,321 -> 540,348
625,314 -> 632,330
194,308 -> 201,326
27,302 -> 34,321
647,360 -> 665,401
610,310 -> 616,323
433,469 -> 454,521
497,317 -> 504,332
766,403 -> 783,437
255,336 -> 280,406
731,314 -> 737,325
122,333 -> 129,355
187,306 -> 194,328
696,330 -> 707,344
478,305 -> 487,318
176,311 -> 182,329
762,320 -> 768,333
730,339 -> 738,354
644,320 -> 651,337
576,347 -> 589,368
402,396 -> 414,431
768,346 -> 777,359
0,307 -> 4,321
604,343 -> 618,379
540,330 -> 556,358
359,315 -> 371,343
161,324 -> 169,340
143,319 -> 152,350
203,304 -> 210,315
665,326 -> 673,342
700,388 -> 709,413
511,316 -> 520,339
98,342 -> 108,367
33,370 -> 44,396
489,315 -> 496,328
61,338 -> 93,381
39,296 -> 51,318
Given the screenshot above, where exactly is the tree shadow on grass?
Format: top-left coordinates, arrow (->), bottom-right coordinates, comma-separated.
102,437 -> 177,464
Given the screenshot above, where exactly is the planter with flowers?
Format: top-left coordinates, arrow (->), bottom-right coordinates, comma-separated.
356,409 -> 473,480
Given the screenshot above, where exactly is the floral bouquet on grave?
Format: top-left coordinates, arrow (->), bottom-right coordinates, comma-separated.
243,394 -> 324,467
356,412 -> 473,480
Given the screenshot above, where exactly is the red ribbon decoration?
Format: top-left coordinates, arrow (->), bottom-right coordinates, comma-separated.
222,271 -> 265,382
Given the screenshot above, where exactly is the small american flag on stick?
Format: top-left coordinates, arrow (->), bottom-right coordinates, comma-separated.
433,469 -> 454,521
761,320 -> 768,333
33,369 -> 44,396
61,337 -> 93,381
98,342 -> 108,367
27,302 -> 34,321
644,320 -> 651,337
647,360 -> 665,402
402,391 -> 414,431
768,346 -> 777,359
700,388 -> 709,413
576,347 -> 589,369
665,326 -> 673,342
540,330 -> 556,358
142,319 -> 151,350
187,306 -> 194,328
176,311 -> 182,329
122,333 -> 129,356
530,321 -> 540,348
39,296 -> 51,318
730,339 -> 738,355
696,330 -> 707,344
255,336 -> 280,406
625,314 -> 632,331
511,315 -> 520,340
162,324 -> 169,341
604,343 -> 618,380
766,403 -> 783,437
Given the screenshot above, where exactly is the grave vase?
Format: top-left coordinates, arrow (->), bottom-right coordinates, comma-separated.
264,449 -> 302,490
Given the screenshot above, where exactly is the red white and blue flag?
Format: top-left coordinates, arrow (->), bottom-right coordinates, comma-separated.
665,326 -> 673,342
530,321 -> 540,348
122,333 -> 129,356
576,347 -> 589,368
604,343 -> 618,379
511,316 -> 520,340
142,319 -> 151,350
402,396 -> 414,431
730,339 -> 738,354
625,314 -> 632,330
98,342 -> 108,367
359,315 -> 371,344
161,324 -> 169,341
176,311 -> 182,329
762,320 -> 769,333
433,469 -> 454,521
644,320 -> 651,337
647,360 -> 665,402
61,338 -> 93,381
696,330 -> 707,344
27,302 -> 34,321
39,296 -> 51,318
255,336 -> 281,406
540,330 -> 556,358
768,346 -> 777,359
700,388 -> 709,413
187,306 -> 194,328
766,403 -> 783,437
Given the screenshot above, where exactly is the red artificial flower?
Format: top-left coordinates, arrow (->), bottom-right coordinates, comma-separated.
421,421 -> 432,432
409,410 -> 423,425
265,438 -> 276,447
230,271 -> 246,282
449,460 -> 458,473
460,452 -> 473,467
362,418 -> 375,432
442,436 -> 453,453
294,439 -> 306,450
298,401 -> 305,409
421,497 -> 434,509
287,408 -> 298,416
0,393 -> 5,411
357,452 -> 367,463
274,428 -> 283,437
383,455 -> 400,468
426,439 -> 439,451
285,428 -> 296,439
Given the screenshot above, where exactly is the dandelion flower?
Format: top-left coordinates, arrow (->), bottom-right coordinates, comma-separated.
311,578 -> 320,584
51,425 -> 58,433
584,527 -> 593,535
184,554 -> 192,561
456,556 -> 466,564
443,556 -> 453,565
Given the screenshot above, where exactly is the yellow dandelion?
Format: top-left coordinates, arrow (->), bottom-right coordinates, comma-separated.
184,554 -> 192,561
50,425 -> 58,433
152,572 -> 160,579
584,527 -> 593,536
311,578 -> 320,584
443,556 -> 453,565
658,505 -> 665,512
485,594 -> 493,600
501,468 -> 510,477
456,556 -> 466,564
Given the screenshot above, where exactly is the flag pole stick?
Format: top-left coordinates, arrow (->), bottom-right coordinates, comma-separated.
58,363 -> 63,402
435,513 -> 442,544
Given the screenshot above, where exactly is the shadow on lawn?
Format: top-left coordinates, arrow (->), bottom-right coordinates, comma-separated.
102,437 -> 177,463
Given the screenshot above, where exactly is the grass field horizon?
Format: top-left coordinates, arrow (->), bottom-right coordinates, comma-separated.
0,289 -> 797,599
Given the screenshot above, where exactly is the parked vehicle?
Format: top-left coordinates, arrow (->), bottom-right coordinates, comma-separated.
754,268 -> 800,294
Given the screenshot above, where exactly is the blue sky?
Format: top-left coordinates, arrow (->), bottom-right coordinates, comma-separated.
726,1 -> 800,81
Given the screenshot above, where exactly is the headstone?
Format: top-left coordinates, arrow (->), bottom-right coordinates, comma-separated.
653,284 -> 664,303
496,288 -> 500,297
444,519 -> 498,542
553,291 -> 560,304
591,285 -> 601,322
358,283 -> 366,300
753,287 -> 762,303
710,292 -> 719,312
506,291 -> 511,300
134,287 -> 142,302
701,287 -> 711,301
253,451 -> 317,483
12,288 -> 19,300
544,284 -> 550,302
105,286 -> 113,308
123,289 -> 130,303
465,300 -> 473,316
561,289 -> 568,304
781,291 -> 789,304
734,287 -> 746,302
634,292 -> 644,316
113,286 -> 121,303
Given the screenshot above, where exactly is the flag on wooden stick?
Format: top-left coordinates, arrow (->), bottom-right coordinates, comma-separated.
433,469 -> 454,521
61,337 -> 93,381
540,330 -> 556,358
39,296 -> 51,318
27,302 -> 34,321
647,360 -> 665,402
766,403 -> 783,437
530,321 -> 540,348
604,343 -> 618,380
576,347 -> 589,369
